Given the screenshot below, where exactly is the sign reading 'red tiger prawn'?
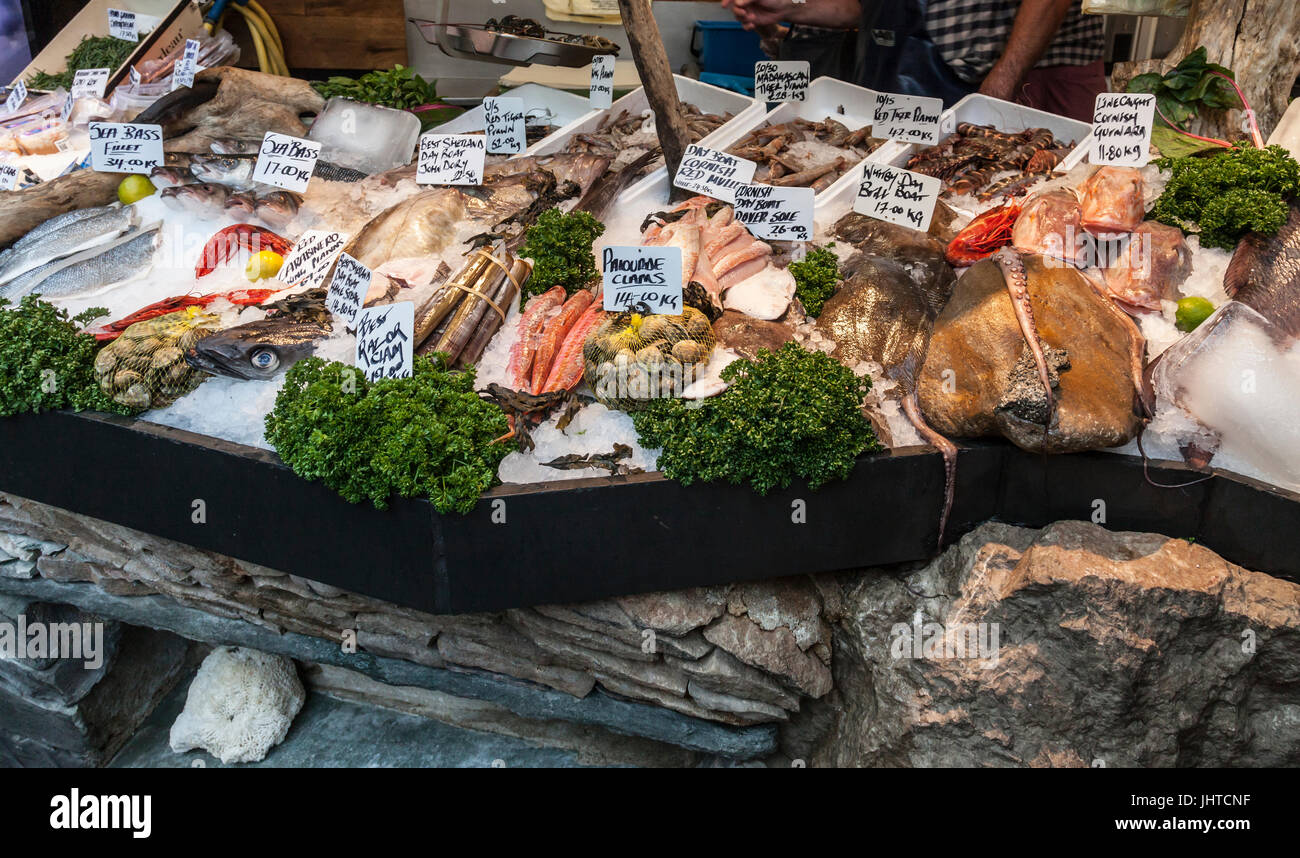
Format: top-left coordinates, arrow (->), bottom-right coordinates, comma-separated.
253,132 -> 321,193
673,144 -> 756,204
602,245 -> 683,314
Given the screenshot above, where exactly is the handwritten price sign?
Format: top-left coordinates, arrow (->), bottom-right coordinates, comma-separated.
733,184 -> 813,242
853,163 -> 941,232
673,143 -> 756,204
1091,92 -> 1156,167
755,61 -> 810,102
416,134 -> 486,186
873,92 -> 944,145
89,122 -> 164,173
253,132 -> 320,193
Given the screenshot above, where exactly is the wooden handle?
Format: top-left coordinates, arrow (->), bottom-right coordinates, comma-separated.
618,0 -> 693,201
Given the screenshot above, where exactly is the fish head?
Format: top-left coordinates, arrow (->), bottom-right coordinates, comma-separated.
225,192 -> 256,216
254,191 -> 301,225
149,166 -> 192,189
185,318 -> 324,380
190,154 -> 254,184
210,138 -> 261,156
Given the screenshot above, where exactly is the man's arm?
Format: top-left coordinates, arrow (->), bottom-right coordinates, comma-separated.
721,0 -> 862,31
979,0 -> 1074,100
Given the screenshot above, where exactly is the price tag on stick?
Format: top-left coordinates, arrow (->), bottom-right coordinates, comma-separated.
590,55 -> 615,110
108,9 -> 138,42
484,96 -> 525,154
602,246 -> 683,314
89,122 -> 164,173
734,185 -> 814,242
0,164 -> 19,191
1090,92 -> 1156,167
355,302 -> 415,382
853,163 -> 941,232
873,92 -> 944,145
4,81 -> 27,116
277,230 -> 348,289
171,39 -> 201,91
327,253 -> 371,325
71,68 -> 111,100
673,143 -> 756,204
416,134 -> 485,185
253,132 -> 320,193
755,61 -> 810,103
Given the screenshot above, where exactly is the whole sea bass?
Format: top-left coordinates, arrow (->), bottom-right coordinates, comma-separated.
0,205 -> 139,287
2,227 -> 161,300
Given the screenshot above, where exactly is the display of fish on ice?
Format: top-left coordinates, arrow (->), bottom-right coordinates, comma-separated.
0,223 -> 162,302
640,196 -> 795,321
0,204 -> 139,289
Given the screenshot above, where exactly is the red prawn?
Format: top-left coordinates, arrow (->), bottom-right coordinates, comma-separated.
945,200 -> 1021,267
195,224 -> 294,278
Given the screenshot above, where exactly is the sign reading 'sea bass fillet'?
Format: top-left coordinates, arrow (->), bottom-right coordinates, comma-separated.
277,230 -> 348,289
89,122 -> 164,173
416,134 -> 485,186
602,245 -> 683,314
673,144 -> 757,204
873,92 -> 944,145
253,132 -> 320,193
854,163 -> 941,232
754,61 -> 810,102
590,55 -> 615,110
1091,92 -> 1156,167
483,96 -> 526,154
355,301 -> 414,381
734,184 -> 814,242
327,253 -> 370,325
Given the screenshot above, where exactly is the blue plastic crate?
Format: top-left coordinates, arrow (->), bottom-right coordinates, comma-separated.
692,20 -> 766,78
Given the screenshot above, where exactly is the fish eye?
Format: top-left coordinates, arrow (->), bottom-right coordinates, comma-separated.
250,349 -> 278,370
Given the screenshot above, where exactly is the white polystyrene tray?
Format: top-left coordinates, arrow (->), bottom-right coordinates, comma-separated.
814,93 -> 1094,229
539,75 -> 764,198
694,76 -> 884,206
433,83 -> 599,155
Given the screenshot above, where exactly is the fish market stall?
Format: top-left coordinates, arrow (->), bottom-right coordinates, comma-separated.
1,10 -> 1299,621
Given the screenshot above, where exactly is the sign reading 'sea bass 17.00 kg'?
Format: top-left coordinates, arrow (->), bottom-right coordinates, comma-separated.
1091,92 -> 1156,168
734,185 -> 813,242
89,122 -> 164,173
873,92 -> 943,145
602,246 -> 683,314
854,163 -> 941,232
673,144 -> 757,204
417,134 -> 485,186
253,132 -> 321,193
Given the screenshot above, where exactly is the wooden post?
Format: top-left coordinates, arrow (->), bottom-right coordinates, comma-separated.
1112,0 -> 1300,141
618,0 -> 693,198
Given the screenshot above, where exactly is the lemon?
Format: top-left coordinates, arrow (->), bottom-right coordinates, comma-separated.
1175,296 -> 1214,332
245,250 -> 285,281
117,174 -> 155,205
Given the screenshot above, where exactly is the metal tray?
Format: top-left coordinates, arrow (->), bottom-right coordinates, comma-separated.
410,18 -> 610,69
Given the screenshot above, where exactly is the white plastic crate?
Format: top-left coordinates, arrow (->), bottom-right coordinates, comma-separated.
433,83 -> 599,155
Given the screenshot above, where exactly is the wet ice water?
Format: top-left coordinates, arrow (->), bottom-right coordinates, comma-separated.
496,401 -> 660,484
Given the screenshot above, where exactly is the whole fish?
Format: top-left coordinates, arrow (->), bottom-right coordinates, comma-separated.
0,204 -> 119,263
254,191 -> 302,229
189,154 -> 257,188
210,138 -> 262,156
507,285 -> 567,389
184,314 -> 328,380
530,289 -> 593,394
161,182 -> 232,216
225,191 -> 257,219
149,165 -> 194,189
343,188 -> 466,269
0,205 -> 139,287
1224,201 -> 1300,337
3,226 -> 161,300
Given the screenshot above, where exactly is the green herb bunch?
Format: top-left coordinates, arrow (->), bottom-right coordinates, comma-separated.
518,208 -> 605,305
28,36 -> 137,91
0,297 -> 130,417
313,65 -> 440,110
789,245 -> 841,317
631,342 -> 879,494
1153,145 -> 1300,249
264,354 -> 509,514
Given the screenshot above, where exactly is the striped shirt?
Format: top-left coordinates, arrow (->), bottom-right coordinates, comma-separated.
925,0 -> 1105,83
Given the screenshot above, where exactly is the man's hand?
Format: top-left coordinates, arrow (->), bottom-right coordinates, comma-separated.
979,0 -> 1073,100
721,0 -> 861,31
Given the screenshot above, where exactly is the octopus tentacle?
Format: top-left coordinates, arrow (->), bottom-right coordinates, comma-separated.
994,248 -> 1055,444
903,391 -> 958,551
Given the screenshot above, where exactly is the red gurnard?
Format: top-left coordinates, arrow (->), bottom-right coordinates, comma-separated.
506,285 -> 566,389
529,289 -> 593,393
195,224 -> 294,278
945,200 -> 1021,266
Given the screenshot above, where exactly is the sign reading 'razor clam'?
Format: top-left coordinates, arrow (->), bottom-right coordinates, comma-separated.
602,246 -> 683,314
355,302 -> 414,381
673,144 -> 756,204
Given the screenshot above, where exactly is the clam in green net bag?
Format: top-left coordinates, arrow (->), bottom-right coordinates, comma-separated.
584,306 -> 715,409
93,307 -> 223,411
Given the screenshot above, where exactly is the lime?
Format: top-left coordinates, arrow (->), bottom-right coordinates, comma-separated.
117,174 -> 155,205
245,250 -> 285,281
1175,296 -> 1215,332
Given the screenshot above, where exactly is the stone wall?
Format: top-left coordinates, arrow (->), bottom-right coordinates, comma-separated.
0,492 -> 836,734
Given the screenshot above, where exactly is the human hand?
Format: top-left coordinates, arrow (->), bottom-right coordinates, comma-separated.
721,0 -> 797,31
978,63 -> 1021,102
